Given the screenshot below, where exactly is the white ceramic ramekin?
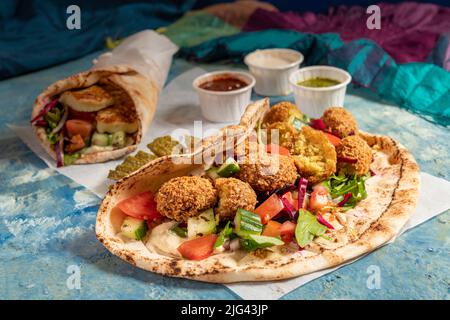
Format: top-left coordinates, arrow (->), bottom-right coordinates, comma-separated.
193,70 -> 255,123
289,66 -> 352,118
244,48 -> 303,96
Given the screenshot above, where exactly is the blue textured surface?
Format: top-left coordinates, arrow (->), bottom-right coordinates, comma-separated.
0,53 -> 449,300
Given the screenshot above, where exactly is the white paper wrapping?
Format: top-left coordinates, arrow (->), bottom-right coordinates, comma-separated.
93,30 -> 179,90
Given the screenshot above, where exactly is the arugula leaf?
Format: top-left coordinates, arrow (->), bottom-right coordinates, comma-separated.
240,234 -> 284,251
214,221 -> 233,248
323,173 -> 369,208
295,209 -> 327,247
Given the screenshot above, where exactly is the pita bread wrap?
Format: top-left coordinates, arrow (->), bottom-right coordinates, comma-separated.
31,65 -> 159,164
96,99 -> 420,283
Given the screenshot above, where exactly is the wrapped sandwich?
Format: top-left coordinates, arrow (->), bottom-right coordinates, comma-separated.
30,30 -> 178,166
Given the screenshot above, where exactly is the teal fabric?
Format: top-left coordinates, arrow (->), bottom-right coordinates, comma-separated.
179,29 -> 450,126
0,0 -> 196,80
161,11 -> 240,48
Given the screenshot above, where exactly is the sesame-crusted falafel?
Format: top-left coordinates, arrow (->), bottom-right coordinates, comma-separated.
215,178 -> 257,220
292,126 -> 337,184
336,135 -> 372,175
155,176 -> 217,221
237,153 -> 298,192
262,101 -> 303,127
266,121 -> 298,153
322,107 -> 358,138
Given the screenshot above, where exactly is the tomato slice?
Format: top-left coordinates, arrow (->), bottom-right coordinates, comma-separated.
262,220 -> 282,237
66,119 -> 93,139
282,192 -> 298,211
279,221 -> 296,243
68,108 -> 96,122
117,191 -> 162,220
309,185 -> 332,212
65,134 -> 85,153
266,144 -> 291,156
323,132 -> 341,147
255,193 -> 284,224
177,234 -> 218,261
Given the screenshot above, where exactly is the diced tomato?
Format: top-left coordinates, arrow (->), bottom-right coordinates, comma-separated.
266,143 -> 290,156
282,192 -> 298,211
262,220 -> 282,237
117,191 -> 162,221
177,234 -> 218,261
65,134 -> 85,153
279,221 -> 296,243
68,108 -> 96,122
323,132 -> 341,147
66,119 -> 93,139
255,193 -> 284,224
309,185 -> 332,212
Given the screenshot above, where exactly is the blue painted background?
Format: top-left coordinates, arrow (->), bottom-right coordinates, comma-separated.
0,52 -> 449,299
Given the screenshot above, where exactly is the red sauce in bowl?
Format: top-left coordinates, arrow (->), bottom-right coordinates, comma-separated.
199,76 -> 248,92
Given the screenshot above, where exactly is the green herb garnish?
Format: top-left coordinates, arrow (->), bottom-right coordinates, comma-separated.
323,173 -> 369,208
240,234 -> 284,251
295,209 -> 328,247
170,223 -> 188,238
214,221 -> 234,248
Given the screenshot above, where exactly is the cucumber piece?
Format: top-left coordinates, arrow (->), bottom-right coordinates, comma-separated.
233,208 -> 262,238
291,117 -> 304,130
111,131 -> 126,148
92,132 -> 111,146
206,166 -> 220,180
240,234 -> 284,251
121,216 -> 148,240
217,158 -> 240,177
187,208 -> 216,238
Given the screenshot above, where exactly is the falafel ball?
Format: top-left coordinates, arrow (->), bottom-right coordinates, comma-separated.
322,107 -> 358,138
237,153 -> 298,192
262,101 -> 303,126
156,176 -> 217,222
336,135 -> 373,175
292,126 -> 337,184
215,178 -> 257,220
266,121 -> 298,153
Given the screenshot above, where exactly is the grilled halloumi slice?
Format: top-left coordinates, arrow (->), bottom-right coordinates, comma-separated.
60,85 -> 114,112
96,104 -> 139,134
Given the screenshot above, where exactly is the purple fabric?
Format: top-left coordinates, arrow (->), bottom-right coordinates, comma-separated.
244,2 -> 450,68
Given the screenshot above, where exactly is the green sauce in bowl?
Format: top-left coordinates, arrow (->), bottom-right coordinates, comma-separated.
297,77 -> 341,88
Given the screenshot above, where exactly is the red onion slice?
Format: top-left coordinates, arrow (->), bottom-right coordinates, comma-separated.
51,106 -> 68,134
55,136 -> 64,167
31,98 -> 59,124
297,177 -> 308,210
317,214 -> 334,229
309,118 -> 327,131
337,192 -> 353,207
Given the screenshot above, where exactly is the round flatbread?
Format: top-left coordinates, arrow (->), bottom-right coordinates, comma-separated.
95,99 -> 420,283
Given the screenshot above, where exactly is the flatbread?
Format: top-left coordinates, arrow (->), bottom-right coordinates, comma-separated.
95,99 -> 420,283
31,65 -> 159,164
